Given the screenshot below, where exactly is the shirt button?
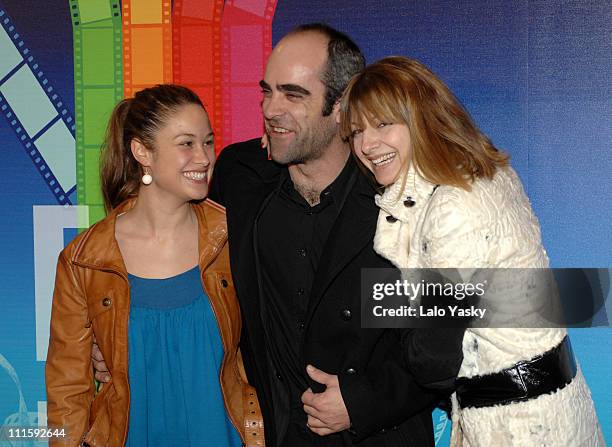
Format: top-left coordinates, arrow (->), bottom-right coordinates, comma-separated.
345,367 -> 357,375
220,279 -> 228,288
298,248 -> 307,257
386,215 -> 398,223
297,288 -> 305,296
298,321 -> 305,331
102,297 -> 112,307
340,309 -> 352,321
276,373 -> 283,381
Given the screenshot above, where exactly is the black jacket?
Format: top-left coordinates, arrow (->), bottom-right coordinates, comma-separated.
209,139 -> 440,446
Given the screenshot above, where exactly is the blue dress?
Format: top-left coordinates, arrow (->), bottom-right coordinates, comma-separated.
125,266 -> 241,447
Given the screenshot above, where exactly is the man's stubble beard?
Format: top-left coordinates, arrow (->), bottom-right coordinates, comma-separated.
270,115 -> 337,165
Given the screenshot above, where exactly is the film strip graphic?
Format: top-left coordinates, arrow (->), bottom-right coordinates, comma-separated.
221,0 -> 277,147
0,8 -> 76,205
70,0 -> 123,225
172,0 -> 224,152
123,0 -> 173,98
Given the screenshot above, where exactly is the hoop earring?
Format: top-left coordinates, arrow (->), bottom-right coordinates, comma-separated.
142,167 -> 153,185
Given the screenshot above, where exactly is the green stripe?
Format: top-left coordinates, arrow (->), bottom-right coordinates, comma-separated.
71,0 -> 123,226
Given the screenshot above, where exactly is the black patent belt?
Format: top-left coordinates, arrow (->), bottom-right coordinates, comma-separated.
456,335 -> 577,409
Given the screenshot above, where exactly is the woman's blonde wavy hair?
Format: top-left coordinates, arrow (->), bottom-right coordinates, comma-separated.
340,56 -> 508,190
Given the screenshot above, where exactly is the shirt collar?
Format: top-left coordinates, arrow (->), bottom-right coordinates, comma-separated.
277,156 -> 356,208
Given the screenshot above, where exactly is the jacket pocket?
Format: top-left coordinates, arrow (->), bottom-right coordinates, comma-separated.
87,294 -> 114,322
86,294 -> 115,370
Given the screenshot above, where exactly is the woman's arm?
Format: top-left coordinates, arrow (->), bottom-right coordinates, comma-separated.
45,251 -> 95,446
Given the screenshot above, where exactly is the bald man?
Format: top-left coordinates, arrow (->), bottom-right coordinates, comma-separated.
209,24 -> 442,447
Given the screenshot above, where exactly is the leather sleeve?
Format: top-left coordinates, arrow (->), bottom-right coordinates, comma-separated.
45,251 -> 94,446
237,348 -> 265,447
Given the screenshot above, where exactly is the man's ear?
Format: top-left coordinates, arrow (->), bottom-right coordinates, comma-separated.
333,100 -> 342,124
130,139 -> 151,167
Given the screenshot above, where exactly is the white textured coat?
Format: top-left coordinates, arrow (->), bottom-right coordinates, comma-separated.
374,166 -> 603,446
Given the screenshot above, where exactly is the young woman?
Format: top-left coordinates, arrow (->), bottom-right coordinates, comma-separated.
340,57 -> 603,446
46,85 -> 263,446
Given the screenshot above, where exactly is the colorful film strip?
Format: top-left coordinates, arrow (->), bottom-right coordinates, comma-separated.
123,0 -> 173,97
0,8 -> 76,205
221,0 -> 277,146
172,0 -> 224,152
70,0 -> 123,225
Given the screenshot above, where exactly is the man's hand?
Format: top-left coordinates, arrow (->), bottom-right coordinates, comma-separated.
301,365 -> 351,436
92,335 -> 111,383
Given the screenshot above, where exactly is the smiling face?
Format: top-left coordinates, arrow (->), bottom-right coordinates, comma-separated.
351,119 -> 412,187
260,32 -> 338,165
134,103 -> 215,202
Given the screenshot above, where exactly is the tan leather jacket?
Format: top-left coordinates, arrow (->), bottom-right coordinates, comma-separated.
45,198 -> 264,446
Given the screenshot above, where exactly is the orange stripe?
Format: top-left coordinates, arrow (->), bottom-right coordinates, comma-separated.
122,0 -> 173,97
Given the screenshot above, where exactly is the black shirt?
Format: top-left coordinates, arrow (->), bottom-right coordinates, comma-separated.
256,157 -> 356,412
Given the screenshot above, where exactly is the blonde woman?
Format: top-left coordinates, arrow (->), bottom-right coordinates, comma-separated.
340,57 -> 603,446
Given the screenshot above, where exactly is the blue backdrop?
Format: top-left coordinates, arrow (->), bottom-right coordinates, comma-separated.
0,1 -> 610,445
